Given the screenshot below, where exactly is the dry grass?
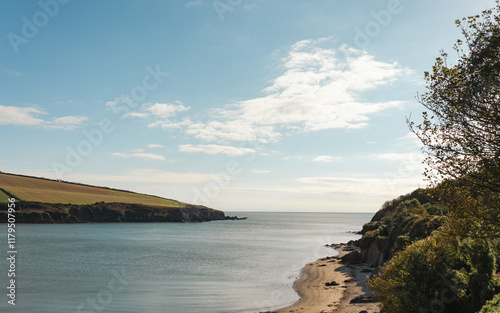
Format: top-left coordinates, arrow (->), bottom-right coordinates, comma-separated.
0,173 -> 182,207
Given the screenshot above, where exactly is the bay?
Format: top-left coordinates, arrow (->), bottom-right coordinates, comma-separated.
0,212 -> 373,313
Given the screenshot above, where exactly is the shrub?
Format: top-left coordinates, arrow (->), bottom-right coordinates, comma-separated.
479,293 -> 500,313
369,238 -> 457,313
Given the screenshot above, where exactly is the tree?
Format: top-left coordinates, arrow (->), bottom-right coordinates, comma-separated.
409,1 -> 500,237
409,1 -> 500,192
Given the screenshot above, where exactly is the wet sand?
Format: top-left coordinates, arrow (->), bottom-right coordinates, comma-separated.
264,244 -> 381,313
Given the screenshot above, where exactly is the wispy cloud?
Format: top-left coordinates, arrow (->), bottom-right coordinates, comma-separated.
312,155 -> 341,163
147,144 -> 165,149
112,152 -> 166,161
150,38 -> 410,145
45,116 -> 88,130
124,112 -> 149,118
185,0 -> 203,8
0,105 -> 45,126
0,105 -> 86,130
148,118 -> 193,130
5,69 -> 21,77
145,102 -> 189,118
179,144 -> 256,156
295,175 -> 423,197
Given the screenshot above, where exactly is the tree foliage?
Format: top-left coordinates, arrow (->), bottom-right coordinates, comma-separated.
408,1 -> 500,239
409,2 -> 500,194
369,3 -> 500,312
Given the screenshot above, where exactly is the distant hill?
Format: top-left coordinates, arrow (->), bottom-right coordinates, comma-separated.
0,172 -> 226,223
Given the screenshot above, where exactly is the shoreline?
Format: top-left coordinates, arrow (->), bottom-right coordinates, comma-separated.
263,244 -> 381,313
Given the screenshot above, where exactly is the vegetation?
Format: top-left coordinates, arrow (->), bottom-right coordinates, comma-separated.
0,189 -> 11,203
359,191 -> 447,261
366,2 -> 500,312
0,172 -> 182,208
480,294 -> 500,313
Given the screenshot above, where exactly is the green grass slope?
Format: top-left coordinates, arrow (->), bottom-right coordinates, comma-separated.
0,172 -> 183,207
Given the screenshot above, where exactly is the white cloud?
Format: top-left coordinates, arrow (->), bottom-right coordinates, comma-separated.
185,120 -> 280,143
105,96 -> 136,113
124,112 -> 149,118
145,102 -> 190,118
160,38 -> 410,144
0,105 -> 86,130
179,144 -> 256,156
112,152 -> 166,161
0,105 -> 45,126
147,144 -> 165,149
312,155 -> 340,163
46,116 -> 88,130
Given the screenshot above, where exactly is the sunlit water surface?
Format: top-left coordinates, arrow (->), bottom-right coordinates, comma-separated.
0,212 -> 373,313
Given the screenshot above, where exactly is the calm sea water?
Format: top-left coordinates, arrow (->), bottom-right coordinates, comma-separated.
0,212 -> 372,313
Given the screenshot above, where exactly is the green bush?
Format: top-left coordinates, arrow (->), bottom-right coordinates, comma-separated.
369,235 -> 500,313
369,237 -> 459,313
479,293 -> 500,313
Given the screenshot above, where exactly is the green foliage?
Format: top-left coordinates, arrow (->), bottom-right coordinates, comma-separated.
479,293 -> 500,313
408,0 -> 500,239
369,3 -> 500,312
409,1 -> 500,192
370,236 -> 500,313
369,238 -> 458,313
456,238 -> 499,311
358,194 -> 446,259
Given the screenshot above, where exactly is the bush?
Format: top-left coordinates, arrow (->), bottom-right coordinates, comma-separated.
369,237 -> 459,313
479,293 -> 500,313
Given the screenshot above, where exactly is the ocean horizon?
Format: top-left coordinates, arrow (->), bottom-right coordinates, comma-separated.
0,212 -> 373,313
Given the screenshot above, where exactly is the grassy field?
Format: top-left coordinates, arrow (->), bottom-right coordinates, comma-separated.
0,189 -> 11,203
0,173 -> 183,207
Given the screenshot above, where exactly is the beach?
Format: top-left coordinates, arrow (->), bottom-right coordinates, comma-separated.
266,244 -> 381,313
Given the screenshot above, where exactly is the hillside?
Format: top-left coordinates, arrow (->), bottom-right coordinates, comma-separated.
0,172 -> 226,223
0,172 -> 182,207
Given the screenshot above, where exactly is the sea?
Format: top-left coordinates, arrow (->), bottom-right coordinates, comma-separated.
0,212 -> 373,313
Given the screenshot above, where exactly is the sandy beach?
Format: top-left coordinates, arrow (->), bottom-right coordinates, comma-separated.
264,244 -> 381,313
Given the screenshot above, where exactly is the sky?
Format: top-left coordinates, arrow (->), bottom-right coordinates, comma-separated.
0,0 -> 496,212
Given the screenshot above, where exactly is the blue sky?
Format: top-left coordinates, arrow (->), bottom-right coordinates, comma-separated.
1,0 -> 496,212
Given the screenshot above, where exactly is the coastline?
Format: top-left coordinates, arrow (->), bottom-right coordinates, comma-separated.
263,244 -> 381,313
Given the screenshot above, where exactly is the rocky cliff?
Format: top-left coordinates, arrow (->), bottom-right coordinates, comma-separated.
0,201 -> 226,223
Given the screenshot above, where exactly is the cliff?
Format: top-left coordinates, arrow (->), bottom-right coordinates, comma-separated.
348,188 -> 447,267
0,201 -> 227,223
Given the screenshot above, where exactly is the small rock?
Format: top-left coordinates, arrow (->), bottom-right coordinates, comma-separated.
350,295 -> 377,303
325,281 -> 339,286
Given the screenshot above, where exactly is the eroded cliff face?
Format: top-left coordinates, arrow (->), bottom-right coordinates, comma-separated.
0,201 -> 226,223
